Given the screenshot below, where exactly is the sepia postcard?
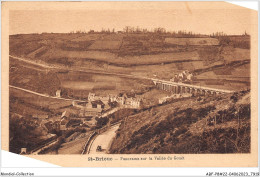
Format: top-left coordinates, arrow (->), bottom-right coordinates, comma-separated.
1,1 -> 258,167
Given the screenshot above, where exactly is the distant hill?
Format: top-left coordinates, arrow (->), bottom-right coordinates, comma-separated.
9,33 -> 250,63
110,90 -> 250,154
9,33 -> 250,91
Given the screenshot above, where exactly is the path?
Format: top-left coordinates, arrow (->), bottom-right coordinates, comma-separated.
10,85 -> 86,102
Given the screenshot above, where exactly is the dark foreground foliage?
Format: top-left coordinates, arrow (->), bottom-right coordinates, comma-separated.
110,90 -> 250,154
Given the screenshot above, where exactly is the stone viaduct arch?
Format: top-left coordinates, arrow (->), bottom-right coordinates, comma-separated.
152,79 -> 232,96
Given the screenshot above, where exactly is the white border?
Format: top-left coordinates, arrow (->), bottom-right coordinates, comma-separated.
1,0 -> 259,176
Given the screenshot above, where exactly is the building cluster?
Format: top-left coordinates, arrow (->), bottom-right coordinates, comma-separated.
67,92 -> 141,119
170,70 -> 194,83
48,92 -> 142,131
88,92 -> 141,109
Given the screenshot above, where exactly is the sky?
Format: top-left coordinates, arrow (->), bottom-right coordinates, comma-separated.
9,2 -> 256,35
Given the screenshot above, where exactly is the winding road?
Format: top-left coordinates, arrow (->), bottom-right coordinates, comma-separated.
88,124 -> 119,154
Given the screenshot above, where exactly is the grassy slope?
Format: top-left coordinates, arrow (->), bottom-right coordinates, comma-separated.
10,58 -> 61,96
10,57 -> 154,99
9,33 -> 250,91
9,33 -> 250,66
110,90 -> 250,154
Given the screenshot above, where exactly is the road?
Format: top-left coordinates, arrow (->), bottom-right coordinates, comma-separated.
9,85 -> 86,102
10,55 -> 233,93
10,55 -> 148,80
10,55 -> 57,69
88,124 -> 119,154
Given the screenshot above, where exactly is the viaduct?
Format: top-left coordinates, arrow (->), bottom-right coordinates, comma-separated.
152,79 -> 233,96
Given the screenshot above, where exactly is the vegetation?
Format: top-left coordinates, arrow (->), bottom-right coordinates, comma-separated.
110,90 -> 250,154
9,31 -> 250,93
9,29 -> 251,155
9,114 -> 50,154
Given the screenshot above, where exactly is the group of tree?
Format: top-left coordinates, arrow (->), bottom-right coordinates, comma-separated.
63,27 -> 250,37
210,31 -> 249,37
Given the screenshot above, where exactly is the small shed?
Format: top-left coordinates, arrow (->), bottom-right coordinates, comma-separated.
56,90 -> 61,98
20,148 -> 27,155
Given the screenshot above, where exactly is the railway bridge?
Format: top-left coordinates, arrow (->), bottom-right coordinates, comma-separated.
152,79 -> 233,96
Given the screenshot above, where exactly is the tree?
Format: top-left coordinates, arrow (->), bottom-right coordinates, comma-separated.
123,26 -> 130,33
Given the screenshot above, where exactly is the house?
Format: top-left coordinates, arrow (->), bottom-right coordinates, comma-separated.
87,92 -> 141,109
88,92 -> 110,106
131,98 -> 141,108
77,100 -> 106,117
187,73 -> 194,81
56,90 -> 61,98
20,148 -> 27,155
91,100 -> 105,109
116,97 -> 125,105
109,94 -> 118,102
84,101 -> 104,117
171,71 -> 194,83
178,73 -> 184,80
98,96 -> 110,105
124,97 -> 141,108
125,98 -> 132,105
170,74 -> 179,82
88,92 -> 96,101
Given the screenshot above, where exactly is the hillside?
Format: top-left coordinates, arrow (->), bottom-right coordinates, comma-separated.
9,33 -> 250,91
9,32 -> 251,155
110,90 -> 250,154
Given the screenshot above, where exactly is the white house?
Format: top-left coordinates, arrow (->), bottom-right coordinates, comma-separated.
56,90 -> 61,98
187,73 -> 194,81
88,92 -> 96,101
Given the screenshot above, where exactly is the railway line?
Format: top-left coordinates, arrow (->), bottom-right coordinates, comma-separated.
9,85 -> 86,103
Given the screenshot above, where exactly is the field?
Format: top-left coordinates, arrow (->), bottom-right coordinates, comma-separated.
221,47 -> 250,61
37,49 -> 201,67
58,71 -> 153,96
10,57 -> 155,99
165,37 -> 219,46
10,87 -> 73,115
9,32 -> 251,108
88,40 -> 122,50
70,34 -> 103,42
9,32 -> 252,155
